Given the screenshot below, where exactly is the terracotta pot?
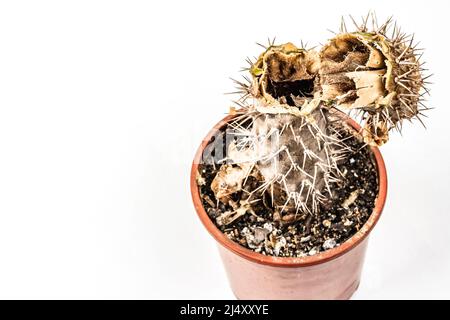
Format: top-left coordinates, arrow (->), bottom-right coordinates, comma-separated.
191,113 -> 387,300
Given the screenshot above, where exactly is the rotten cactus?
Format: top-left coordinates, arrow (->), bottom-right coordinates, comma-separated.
203,14 -> 429,229
319,16 -> 429,145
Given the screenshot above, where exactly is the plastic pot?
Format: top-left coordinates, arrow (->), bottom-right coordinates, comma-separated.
191,113 -> 387,300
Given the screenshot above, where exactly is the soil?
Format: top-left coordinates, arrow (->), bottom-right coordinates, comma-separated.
197,123 -> 379,258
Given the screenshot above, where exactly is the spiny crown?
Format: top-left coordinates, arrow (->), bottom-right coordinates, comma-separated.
320,14 -> 430,145
232,13 -> 430,146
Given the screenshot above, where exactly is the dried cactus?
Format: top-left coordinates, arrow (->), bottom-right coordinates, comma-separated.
211,104 -> 349,224
248,42 -> 320,108
232,14 -> 430,146
319,14 -> 430,145
209,13 -> 430,225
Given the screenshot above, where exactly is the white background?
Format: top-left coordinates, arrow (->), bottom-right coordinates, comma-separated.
0,0 -> 448,299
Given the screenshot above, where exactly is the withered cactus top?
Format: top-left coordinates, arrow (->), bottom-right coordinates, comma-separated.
237,14 -> 429,146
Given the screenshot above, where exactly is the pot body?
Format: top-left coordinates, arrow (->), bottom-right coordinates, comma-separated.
218,238 -> 368,300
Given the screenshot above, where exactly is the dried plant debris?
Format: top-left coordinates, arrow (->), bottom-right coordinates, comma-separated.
249,42 -> 320,108
198,120 -> 378,257
233,14 -> 430,146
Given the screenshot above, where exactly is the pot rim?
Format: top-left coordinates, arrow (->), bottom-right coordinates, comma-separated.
190,113 -> 387,268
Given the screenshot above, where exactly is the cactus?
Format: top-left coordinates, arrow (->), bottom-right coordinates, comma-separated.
206,13 -> 429,228
318,14 -> 429,145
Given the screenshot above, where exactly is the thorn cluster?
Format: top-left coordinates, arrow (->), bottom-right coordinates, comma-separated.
320,13 -> 429,145
231,13 -> 430,145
